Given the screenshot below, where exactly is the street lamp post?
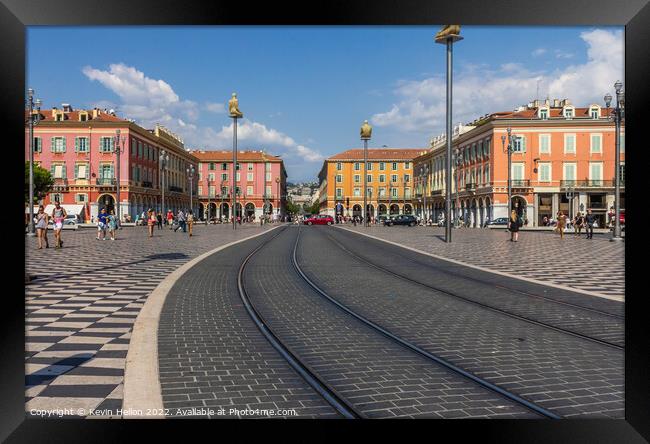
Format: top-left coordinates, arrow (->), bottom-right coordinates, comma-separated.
501,127 -> 519,222
160,149 -> 169,221
360,120 -> 372,227
229,93 -> 243,230
454,148 -> 462,228
275,176 -> 281,218
436,25 -> 463,243
565,186 -> 575,231
604,81 -> 624,242
186,164 -> 195,215
26,89 -> 42,236
113,129 -> 126,223
388,181 -> 393,216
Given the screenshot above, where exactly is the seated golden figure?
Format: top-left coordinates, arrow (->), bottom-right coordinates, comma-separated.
228,93 -> 243,118
435,25 -> 461,41
360,120 -> 372,139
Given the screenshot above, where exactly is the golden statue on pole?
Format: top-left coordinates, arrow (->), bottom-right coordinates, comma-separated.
360,120 -> 372,140
435,25 -> 462,43
228,93 -> 243,118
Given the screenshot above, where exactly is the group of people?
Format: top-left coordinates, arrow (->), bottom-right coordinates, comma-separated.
95,208 -> 119,240
32,201 -> 67,249
511,206 -> 599,241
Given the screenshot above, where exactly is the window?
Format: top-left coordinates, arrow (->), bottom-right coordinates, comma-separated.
379,162 -> 385,171
484,165 -> 490,184
265,185 -> 272,196
247,172 -> 254,181
50,193 -> 63,203
539,163 -> 551,182
366,162 -> 372,171
391,174 -> 398,183
75,137 -> 89,153
366,175 -> 372,183
404,174 -> 410,183
51,137 -> 66,153
265,172 -> 272,182
405,188 -> 411,198
221,163 -> 227,170
131,139 -> 136,156
247,185 -> 253,195
404,162 -> 410,169
236,172 -> 241,181
75,163 -> 89,179
248,163 -> 254,171
336,174 -> 342,183
198,185 -> 203,195
354,162 -> 360,171
391,187 -> 398,198
51,164 -> 65,179
353,188 -> 361,197
589,162 -> 603,181
99,137 -> 114,153
379,174 -> 385,183
336,188 -> 343,198
564,134 -> 576,154
378,187 -> 386,197
563,107 -> 574,119
539,134 -> 551,154
392,162 -> 398,170
336,162 -> 342,171
220,173 -> 227,181
471,144 -> 476,161
477,141 -> 483,160
99,163 -> 113,179
590,134 -> 602,154
209,186 -> 216,197
354,174 -> 360,183
484,138 -> 491,157
79,113 -> 88,122
137,141 -> 143,157
221,186 -> 228,196
75,193 -> 87,203
30,137 -> 42,153
563,163 -> 576,181
590,107 -> 600,119
235,186 -> 241,195
511,163 -> 524,181
539,108 -> 548,120
513,136 -> 526,153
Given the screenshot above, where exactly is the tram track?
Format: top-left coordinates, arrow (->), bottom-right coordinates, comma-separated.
322,229 -> 623,351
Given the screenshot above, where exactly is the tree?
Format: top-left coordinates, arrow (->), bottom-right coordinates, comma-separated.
285,198 -> 301,215
306,201 -> 320,214
25,161 -> 54,204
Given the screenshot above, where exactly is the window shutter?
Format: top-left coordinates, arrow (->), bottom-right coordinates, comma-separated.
51,137 -> 55,152
521,137 -> 526,152
74,164 -> 79,179
50,164 -> 55,176
62,137 -> 66,152
75,137 -> 79,152
110,163 -> 114,178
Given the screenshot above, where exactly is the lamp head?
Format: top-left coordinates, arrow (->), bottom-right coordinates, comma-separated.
27,88 -> 34,98
604,93 -> 612,108
35,98 -> 42,109
614,80 -> 623,93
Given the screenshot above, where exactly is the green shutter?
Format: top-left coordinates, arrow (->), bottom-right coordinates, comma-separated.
62,164 -> 67,178
75,137 -> 79,152
521,137 -> 527,152
109,163 -> 114,178
51,137 -> 55,153
74,164 -> 79,179
50,164 -> 55,176
62,137 -> 66,153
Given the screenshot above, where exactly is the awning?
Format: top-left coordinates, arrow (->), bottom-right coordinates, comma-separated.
26,204 -> 85,216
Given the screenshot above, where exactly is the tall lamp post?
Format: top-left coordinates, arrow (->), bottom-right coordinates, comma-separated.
435,25 -> 463,243
26,89 -> 42,236
388,181 -> 393,216
453,148 -> 462,228
228,93 -> 243,229
565,186 -> 575,231
360,120 -> 372,227
501,127 -> 519,221
160,149 -> 169,220
186,164 -> 195,215
604,80 -> 624,242
113,129 -> 126,223
275,176 -> 281,218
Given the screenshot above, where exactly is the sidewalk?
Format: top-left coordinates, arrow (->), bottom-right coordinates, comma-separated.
338,224 -> 624,300
24,223 -> 281,417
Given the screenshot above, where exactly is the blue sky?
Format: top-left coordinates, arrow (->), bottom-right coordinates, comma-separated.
27,26 -> 623,182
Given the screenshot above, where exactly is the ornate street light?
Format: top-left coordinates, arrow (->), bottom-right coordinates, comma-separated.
186,164 -> 195,215
435,25 -> 463,242
501,127 -> 520,222
26,89 -> 42,236
604,80 -> 624,242
113,129 -> 126,223
360,120 -> 372,227
160,149 -> 170,219
228,92 -> 243,229
275,176 -> 281,217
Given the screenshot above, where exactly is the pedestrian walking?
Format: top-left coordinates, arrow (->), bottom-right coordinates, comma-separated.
96,208 -> 108,240
156,212 -> 163,230
574,212 -> 585,237
147,209 -> 156,237
187,210 -> 194,237
51,201 -> 67,248
107,210 -> 118,241
585,209 -> 596,239
555,210 -> 566,239
174,210 -> 187,232
167,209 -> 174,229
508,209 -> 521,242
34,205 -> 49,249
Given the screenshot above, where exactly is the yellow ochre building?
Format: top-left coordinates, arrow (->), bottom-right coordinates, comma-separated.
317,148 -> 427,218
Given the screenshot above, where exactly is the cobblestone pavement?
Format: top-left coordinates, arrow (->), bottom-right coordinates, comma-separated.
24,223 -> 279,417
338,225 -> 625,300
296,226 -> 624,418
243,227 -> 539,418
158,227 -> 339,418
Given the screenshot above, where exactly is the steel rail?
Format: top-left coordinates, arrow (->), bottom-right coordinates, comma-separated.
293,226 -> 559,420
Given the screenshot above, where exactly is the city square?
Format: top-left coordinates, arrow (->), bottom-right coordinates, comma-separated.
23,24 -> 628,422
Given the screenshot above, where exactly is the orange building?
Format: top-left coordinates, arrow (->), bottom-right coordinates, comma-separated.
318,148 -> 427,218
414,99 -> 624,227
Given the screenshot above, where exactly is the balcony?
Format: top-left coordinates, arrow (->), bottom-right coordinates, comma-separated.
560,180 -> 623,188
465,182 -> 477,193
96,178 -> 116,186
52,178 -> 68,191
142,181 -> 153,188
509,179 -> 531,187
169,185 -> 183,193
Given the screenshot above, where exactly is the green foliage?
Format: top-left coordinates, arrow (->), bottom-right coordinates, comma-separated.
285,199 -> 301,215
305,201 -> 320,214
25,162 -> 54,204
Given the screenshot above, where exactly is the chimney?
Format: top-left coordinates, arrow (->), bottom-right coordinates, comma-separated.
544,98 -> 550,106
92,108 -> 101,119
62,103 -> 72,112
51,107 -> 58,117
553,99 -> 560,107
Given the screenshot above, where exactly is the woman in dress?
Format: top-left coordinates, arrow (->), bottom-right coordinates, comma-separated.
147,209 -> 156,237
508,209 -> 520,242
35,205 -> 49,249
107,210 -> 117,241
555,210 -> 566,239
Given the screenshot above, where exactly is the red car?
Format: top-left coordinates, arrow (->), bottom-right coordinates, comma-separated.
304,215 -> 334,225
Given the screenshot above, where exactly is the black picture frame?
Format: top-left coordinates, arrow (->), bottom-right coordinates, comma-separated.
4,0 -> 648,441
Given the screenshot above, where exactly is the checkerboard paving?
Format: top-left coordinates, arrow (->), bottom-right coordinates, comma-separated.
24,223 -> 277,417
339,225 -> 624,299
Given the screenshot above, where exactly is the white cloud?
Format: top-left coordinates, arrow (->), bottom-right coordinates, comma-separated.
372,28 -> 623,136
554,49 -> 575,59
532,48 -> 547,57
83,63 -> 324,177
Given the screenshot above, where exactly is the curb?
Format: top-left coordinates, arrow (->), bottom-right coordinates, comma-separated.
122,224 -> 284,418
335,226 -> 624,303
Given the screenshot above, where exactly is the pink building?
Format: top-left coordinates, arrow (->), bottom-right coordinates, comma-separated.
25,104 -> 198,221
190,150 -> 287,220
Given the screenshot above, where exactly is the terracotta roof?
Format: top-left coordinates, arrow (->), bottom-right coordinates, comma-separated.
27,109 -> 128,123
493,106 -> 613,120
328,148 -> 426,161
189,150 -> 283,162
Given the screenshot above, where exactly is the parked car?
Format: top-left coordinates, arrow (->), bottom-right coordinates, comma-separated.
485,217 -> 509,226
385,214 -> 417,227
377,214 -> 390,224
304,214 -> 334,226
